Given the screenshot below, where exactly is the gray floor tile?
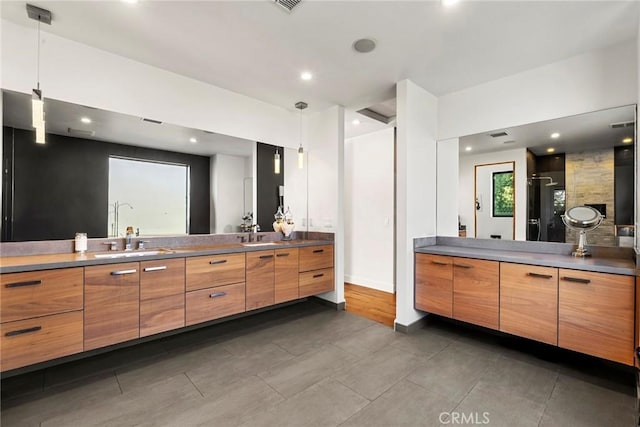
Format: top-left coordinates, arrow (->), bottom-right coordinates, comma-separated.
1,370 -> 44,400
186,343 -> 295,397
2,372 -> 121,427
259,344 -> 359,398
389,327 -> 454,358
475,355 -> 558,404
240,378 -> 369,427
341,379 -> 458,427
333,344 -> 424,400
449,381 -> 545,427
332,323 -> 397,358
539,374 -> 636,427
406,343 -> 497,402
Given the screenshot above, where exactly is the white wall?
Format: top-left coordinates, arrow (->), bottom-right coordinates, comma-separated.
345,128 -> 395,293
1,20 -> 298,147
306,106 -> 345,304
436,138 -> 459,237
396,80 -> 438,328
474,163 -> 515,240
438,41 -> 637,141
458,148 -> 527,241
211,154 -> 250,234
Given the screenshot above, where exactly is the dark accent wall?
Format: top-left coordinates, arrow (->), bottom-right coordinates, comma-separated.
529,153 -> 566,243
2,127 -> 210,242
256,142 -> 284,232
614,144 -> 634,225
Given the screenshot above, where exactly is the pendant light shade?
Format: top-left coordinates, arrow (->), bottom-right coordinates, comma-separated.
274,149 -> 281,174
31,89 -> 44,128
35,122 -> 46,144
295,101 -> 308,169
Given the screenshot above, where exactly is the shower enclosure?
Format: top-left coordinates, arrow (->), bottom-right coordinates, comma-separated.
527,152 -> 566,242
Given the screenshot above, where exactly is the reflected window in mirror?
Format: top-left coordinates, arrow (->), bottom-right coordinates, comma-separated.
492,171 -> 514,218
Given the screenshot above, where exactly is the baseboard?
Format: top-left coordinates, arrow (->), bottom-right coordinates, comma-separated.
311,296 -> 346,311
394,315 -> 429,334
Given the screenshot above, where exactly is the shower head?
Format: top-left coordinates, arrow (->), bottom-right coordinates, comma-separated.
545,181 -> 558,186
530,176 -> 557,186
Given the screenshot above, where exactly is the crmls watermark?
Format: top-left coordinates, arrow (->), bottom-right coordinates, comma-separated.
439,411 -> 491,425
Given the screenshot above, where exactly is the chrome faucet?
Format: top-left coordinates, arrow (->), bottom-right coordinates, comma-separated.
247,224 -> 261,242
102,241 -> 117,251
137,240 -> 150,250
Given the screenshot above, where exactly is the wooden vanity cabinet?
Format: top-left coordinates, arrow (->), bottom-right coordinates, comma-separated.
84,262 -> 140,351
246,251 -> 275,310
139,258 -> 185,337
185,253 -> 245,291
275,248 -> 299,303
558,269 -> 634,365
0,268 -> 84,372
415,254 -> 453,317
299,245 -> 334,297
452,258 -> 499,330
500,263 -> 558,345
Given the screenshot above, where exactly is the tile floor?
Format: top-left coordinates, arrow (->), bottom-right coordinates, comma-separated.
1,300 -> 637,427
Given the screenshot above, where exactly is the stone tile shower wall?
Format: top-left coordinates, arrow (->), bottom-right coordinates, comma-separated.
565,149 -> 615,246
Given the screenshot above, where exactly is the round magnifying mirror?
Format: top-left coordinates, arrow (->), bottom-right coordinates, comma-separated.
561,205 -> 603,257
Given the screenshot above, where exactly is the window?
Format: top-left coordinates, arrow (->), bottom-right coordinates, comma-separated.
492,171 -> 514,217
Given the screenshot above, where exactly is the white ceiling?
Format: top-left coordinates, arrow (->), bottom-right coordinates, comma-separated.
2,90 -> 255,156
1,1 -> 637,114
460,104 -> 636,157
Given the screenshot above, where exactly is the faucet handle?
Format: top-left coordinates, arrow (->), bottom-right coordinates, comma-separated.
137,240 -> 151,250
237,235 -> 247,243
102,241 -> 117,251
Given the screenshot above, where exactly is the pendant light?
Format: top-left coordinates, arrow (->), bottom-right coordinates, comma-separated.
274,149 -> 281,174
295,101 -> 308,169
27,4 -> 51,144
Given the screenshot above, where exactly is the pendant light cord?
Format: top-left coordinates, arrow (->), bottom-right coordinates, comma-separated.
36,20 -> 40,90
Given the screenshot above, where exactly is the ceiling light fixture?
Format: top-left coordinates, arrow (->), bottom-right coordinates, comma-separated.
547,147 -> 555,153
27,4 -> 51,144
465,146 -> 472,152
274,148 -> 281,175
295,101 -> 308,169
189,137 -> 197,143
353,38 -> 376,54
121,0 -> 139,4
300,71 -> 312,81
550,132 -> 560,139
81,117 -> 92,124
622,137 -> 633,144
352,119 -> 360,126
441,0 -> 460,7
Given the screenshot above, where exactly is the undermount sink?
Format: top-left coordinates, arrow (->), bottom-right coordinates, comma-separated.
92,249 -> 173,259
241,242 -> 277,247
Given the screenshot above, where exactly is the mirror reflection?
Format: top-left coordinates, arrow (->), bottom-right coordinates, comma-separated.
458,105 -> 635,247
1,89 -> 284,242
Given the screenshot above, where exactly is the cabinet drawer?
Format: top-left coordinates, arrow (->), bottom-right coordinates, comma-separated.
558,269 -> 634,365
299,268 -> 334,297
1,310 -> 83,372
415,254 -> 453,317
140,294 -> 185,338
186,283 -> 245,326
1,268 -> 83,323
186,253 -> 245,291
140,258 -> 185,301
500,263 -> 558,345
299,246 -> 334,272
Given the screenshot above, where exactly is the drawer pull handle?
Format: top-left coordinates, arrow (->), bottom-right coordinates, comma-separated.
454,264 -> 473,269
209,260 -> 227,265
527,272 -> 553,279
143,266 -> 167,272
431,261 -> 448,266
5,280 -> 42,288
210,292 -> 227,298
313,273 -> 324,278
5,326 -> 42,337
313,249 -> 324,253
561,276 -> 591,284
259,255 -> 274,259
111,269 -> 137,276
276,253 -> 290,257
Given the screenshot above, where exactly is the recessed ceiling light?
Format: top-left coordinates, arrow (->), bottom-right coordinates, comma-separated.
80,117 -> 92,124
352,119 -> 360,126
546,147 -> 555,153
441,0 -> 460,7
465,146 -> 472,152
189,137 -> 197,143
121,0 -> 138,3
353,38 -> 376,54
300,71 -> 313,81
550,132 -> 560,139
622,137 -> 633,144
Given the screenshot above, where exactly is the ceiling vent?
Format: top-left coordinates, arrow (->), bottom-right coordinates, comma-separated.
503,140 -> 516,144
610,121 -> 634,129
67,128 -> 95,138
274,0 -> 302,12
141,118 -> 163,125
489,131 -> 508,138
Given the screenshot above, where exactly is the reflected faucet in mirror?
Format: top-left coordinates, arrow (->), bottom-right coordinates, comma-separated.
110,201 -> 134,238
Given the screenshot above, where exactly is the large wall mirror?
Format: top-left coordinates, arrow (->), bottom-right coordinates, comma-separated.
2,89 -> 306,242
454,104 -> 635,247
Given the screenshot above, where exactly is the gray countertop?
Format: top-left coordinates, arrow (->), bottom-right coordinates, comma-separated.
415,245 -> 637,276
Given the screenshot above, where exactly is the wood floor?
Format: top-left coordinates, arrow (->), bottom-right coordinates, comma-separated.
344,283 -> 396,327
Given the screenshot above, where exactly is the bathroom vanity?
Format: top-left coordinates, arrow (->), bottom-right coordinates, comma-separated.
0,237 -> 334,374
